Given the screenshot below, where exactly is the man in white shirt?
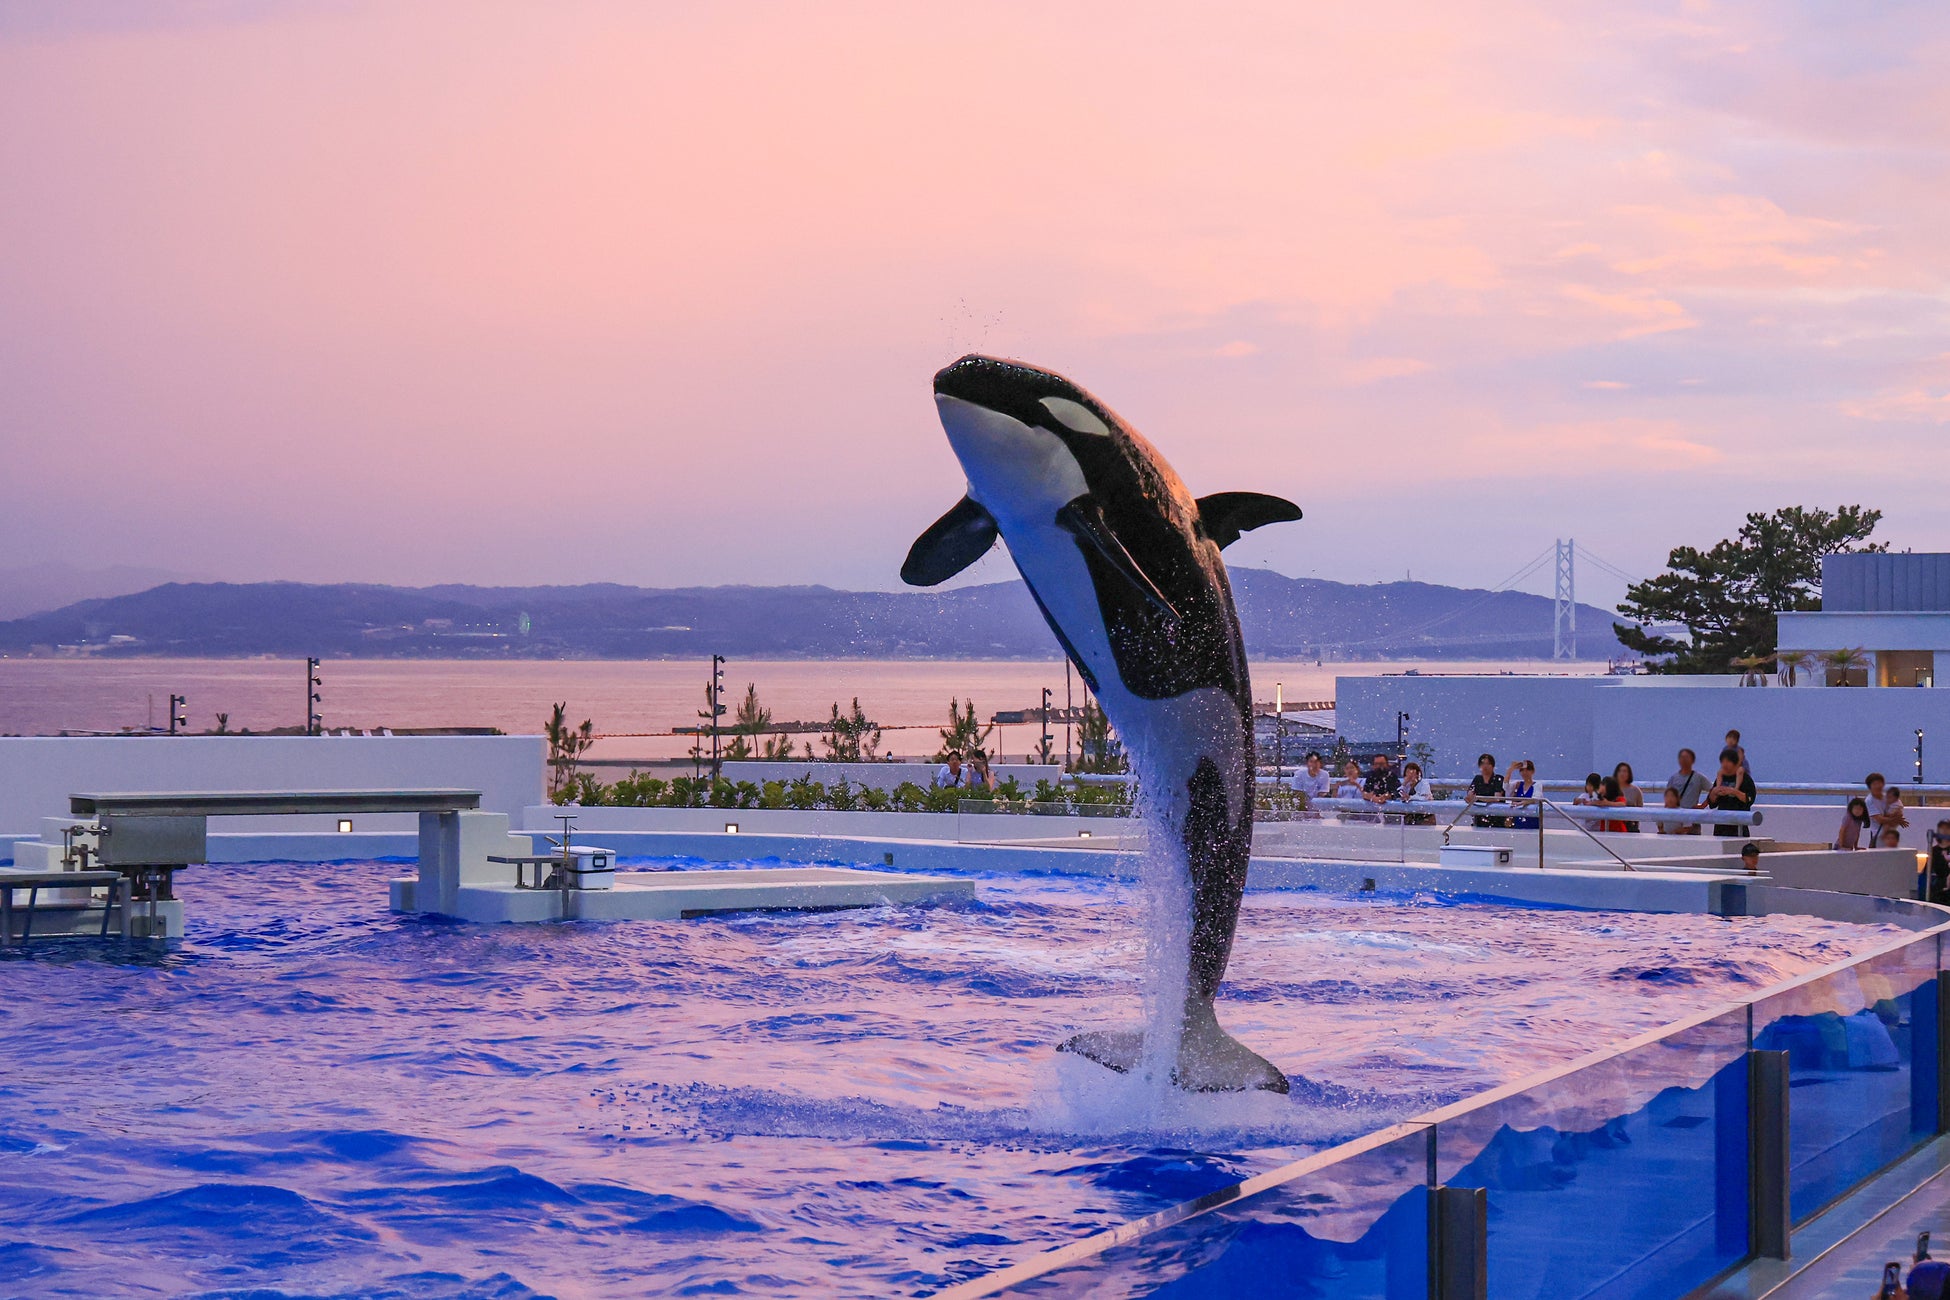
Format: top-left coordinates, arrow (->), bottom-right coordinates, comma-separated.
1866,772 -> 1908,839
933,753 -> 965,790
1294,751 -> 1334,800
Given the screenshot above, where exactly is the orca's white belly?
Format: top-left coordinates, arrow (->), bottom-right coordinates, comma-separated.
1002,528 -> 1249,834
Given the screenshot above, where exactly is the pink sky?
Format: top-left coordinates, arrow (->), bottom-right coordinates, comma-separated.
2,0 -> 1946,607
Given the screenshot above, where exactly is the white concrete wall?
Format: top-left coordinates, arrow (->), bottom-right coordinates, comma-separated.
1588,687 -> 1948,789
716,761 -> 1063,792
0,735 -> 544,836
1340,674 -> 1950,791
1335,675 -> 1609,778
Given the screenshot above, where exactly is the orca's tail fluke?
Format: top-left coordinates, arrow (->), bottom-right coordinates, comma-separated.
1059,1002 -> 1289,1095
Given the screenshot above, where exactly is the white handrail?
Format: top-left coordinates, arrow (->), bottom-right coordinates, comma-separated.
1300,797 -> 1759,827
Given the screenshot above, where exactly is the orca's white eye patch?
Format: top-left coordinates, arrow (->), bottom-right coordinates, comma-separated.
1039,396 -> 1110,436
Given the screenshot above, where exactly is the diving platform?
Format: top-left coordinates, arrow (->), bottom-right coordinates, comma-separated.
388,864 -> 974,923
9,788 -> 971,937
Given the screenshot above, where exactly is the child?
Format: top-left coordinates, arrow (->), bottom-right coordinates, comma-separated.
1656,786 -> 1686,835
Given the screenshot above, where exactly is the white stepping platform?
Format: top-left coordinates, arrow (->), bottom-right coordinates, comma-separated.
391,866 -> 974,924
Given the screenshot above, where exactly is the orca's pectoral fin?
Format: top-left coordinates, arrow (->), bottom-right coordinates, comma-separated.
1055,496 -> 1180,621
900,495 -> 999,586
1196,492 -> 1303,549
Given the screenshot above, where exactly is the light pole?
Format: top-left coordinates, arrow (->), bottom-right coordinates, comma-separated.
1274,681 -> 1286,789
1039,687 -> 1054,764
306,658 -> 323,735
709,655 -> 727,781
1917,728 -> 1925,784
167,694 -> 187,736
1396,711 -> 1411,771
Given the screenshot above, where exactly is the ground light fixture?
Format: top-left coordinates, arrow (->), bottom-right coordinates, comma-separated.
725,823 -> 739,834
337,819 -> 354,834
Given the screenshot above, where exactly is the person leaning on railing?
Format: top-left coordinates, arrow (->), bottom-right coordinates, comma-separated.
1465,752 -> 1508,828
1613,762 -> 1643,833
1399,761 -> 1436,825
1597,776 -> 1630,833
1656,786 -> 1696,836
1507,760 -> 1539,830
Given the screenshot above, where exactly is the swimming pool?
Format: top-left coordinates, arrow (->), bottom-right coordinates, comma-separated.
0,857 -> 1900,1297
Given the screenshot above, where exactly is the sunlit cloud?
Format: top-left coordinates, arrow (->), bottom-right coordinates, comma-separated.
0,0 -> 1946,593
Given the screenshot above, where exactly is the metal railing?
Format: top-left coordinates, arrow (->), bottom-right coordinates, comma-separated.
936,896 -> 1950,1299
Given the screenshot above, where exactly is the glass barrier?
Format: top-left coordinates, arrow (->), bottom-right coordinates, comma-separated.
934,918 -> 1947,1298
1750,931 -> 1941,1223
956,800 -> 1137,846
959,1124 -> 1432,1298
1433,1005 -> 1752,1300
1249,809 -> 1410,866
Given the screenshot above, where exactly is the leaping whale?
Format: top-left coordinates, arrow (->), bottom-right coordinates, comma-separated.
901,354 -> 1301,1093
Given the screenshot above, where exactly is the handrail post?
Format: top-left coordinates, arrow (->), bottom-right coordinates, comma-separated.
1434,1185 -> 1487,1300
1750,1048 -> 1791,1259
1540,796 -> 1639,873
1937,971 -> 1950,1135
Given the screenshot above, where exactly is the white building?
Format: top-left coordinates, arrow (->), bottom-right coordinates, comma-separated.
1775,553 -> 1950,688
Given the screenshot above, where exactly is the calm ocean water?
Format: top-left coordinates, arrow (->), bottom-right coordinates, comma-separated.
0,657 -> 1603,762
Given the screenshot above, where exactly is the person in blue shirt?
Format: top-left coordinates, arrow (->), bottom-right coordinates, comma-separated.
1507,759 -> 1538,830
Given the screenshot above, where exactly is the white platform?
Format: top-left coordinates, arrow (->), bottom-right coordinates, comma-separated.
390,865 -> 974,923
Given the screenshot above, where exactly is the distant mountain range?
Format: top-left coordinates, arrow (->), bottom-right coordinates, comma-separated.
0,572 -> 1629,660
0,561 -> 202,621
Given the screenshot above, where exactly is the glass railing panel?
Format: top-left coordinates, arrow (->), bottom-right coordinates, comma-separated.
1749,932 -> 1941,1223
956,800 -> 1137,846
949,1124 -> 1432,1298
1249,807 -> 1410,866
1433,1005 -> 1751,1300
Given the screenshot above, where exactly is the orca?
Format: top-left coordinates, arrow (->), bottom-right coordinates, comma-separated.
902,354 -> 1301,1094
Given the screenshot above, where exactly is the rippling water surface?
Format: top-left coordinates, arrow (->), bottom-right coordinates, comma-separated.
0,857 -> 1897,1298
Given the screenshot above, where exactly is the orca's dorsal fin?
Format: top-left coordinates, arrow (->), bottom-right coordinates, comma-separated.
1055,495 -> 1180,621
900,495 -> 999,586
1196,492 -> 1303,549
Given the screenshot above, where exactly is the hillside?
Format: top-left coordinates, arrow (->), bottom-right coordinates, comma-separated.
0,571 -> 1628,660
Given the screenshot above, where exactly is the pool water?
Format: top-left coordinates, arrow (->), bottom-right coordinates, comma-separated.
0,857 -> 1899,1298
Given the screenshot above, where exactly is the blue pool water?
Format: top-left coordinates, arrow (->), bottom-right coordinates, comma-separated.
0,857 -> 1897,1298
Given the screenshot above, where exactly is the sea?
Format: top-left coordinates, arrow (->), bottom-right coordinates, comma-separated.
0,657 -> 1605,763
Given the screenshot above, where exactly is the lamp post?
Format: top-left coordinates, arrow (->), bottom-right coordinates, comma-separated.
1039,687 -> 1054,765
1396,711 -> 1411,771
1275,681 -> 1286,789
167,694 -> 187,736
709,655 -> 727,781
1917,728 -> 1925,784
306,658 -> 323,736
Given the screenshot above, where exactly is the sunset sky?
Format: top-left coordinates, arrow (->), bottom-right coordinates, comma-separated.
2,0 -> 1946,608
